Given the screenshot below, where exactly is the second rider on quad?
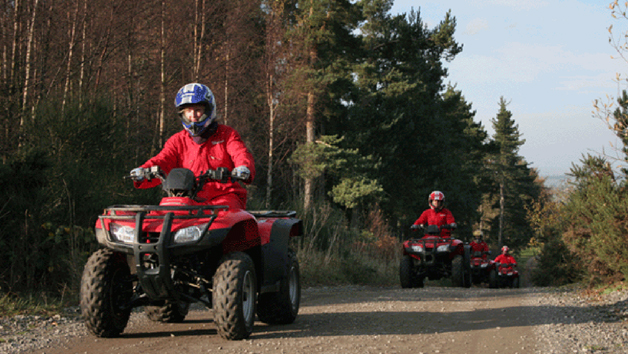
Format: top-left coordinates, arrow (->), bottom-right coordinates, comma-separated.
400,191 -> 470,288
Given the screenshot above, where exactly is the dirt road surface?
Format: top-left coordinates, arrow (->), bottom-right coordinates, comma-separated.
24,285 -> 557,354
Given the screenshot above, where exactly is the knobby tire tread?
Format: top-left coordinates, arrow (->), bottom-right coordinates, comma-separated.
212,252 -> 257,340
80,249 -> 132,338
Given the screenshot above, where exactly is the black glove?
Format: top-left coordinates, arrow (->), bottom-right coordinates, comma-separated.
410,224 -> 420,230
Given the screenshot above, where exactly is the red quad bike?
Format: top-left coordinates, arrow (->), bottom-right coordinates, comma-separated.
400,225 -> 471,288
469,250 -> 495,285
80,166 -> 303,340
489,262 -> 520,288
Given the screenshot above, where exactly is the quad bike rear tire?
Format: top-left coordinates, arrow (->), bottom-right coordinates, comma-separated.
488,269 -> 498,289
451,255 -> 465,287
512,277 -> 520,288
213,252 -> 257,340
257,249 -> 301,324
400,255 -> 424,288
145,300 -> 190,323
80,249 -> 133,337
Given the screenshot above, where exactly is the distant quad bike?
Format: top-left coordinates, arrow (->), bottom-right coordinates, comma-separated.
400,225 -> 471,288
80,166 -> 303,340
489,262 -> 520,288
469,250 -> 495,285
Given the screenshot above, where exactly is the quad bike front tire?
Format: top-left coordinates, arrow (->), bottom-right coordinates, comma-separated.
400,255 -> 424,288
145,300 -> 190,323
80,249 -> 133,337
512,277 -> 520,288
451,255 -> 465,287
488,269 -> 498,289
257,249 -> 301,325
463,246 -> 472,288
213,252 -> 257,340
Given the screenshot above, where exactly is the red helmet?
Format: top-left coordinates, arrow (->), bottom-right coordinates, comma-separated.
501,246 -> 509,253
428,191 -> 445,210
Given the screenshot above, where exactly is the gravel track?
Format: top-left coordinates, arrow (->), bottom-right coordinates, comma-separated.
1,285 -> 627,354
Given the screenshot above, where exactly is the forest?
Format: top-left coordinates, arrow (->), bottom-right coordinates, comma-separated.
0,0 -> 626,299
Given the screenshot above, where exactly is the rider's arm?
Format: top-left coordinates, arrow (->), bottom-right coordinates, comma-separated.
224,127 -> 256,184
134,133 -> 183,189
414,209 -> 430,226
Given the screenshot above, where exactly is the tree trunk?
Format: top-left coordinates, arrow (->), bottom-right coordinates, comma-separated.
22,0 -> 39,120
193,0 -> 205,80
62,0 -> 79,115
266,73 -> 276,208
159,0 -> 166,148
304,90 -> 316,211
498,181 -> 504,247
78,0 -> 87,109
10,0 -> 21,93
224,52 -> 229,125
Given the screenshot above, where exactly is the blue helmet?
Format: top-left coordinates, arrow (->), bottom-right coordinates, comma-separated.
174,83 -> 217,136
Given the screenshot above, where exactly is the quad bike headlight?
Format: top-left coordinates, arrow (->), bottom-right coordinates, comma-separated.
173,224 -> 208,244
110,223 -> 135,244
411,245 -> 424,253
436,245 -> 449,252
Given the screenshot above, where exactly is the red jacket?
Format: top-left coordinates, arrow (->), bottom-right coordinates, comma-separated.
494,254 -> 517,265
134,125 -> 255,208
470,241 -> 489,258
413,208 -> 455,236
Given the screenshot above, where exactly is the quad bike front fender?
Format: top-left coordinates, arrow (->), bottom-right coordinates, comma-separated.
251,212 -> 303,294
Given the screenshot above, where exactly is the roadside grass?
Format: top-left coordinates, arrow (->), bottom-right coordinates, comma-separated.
517,247 -> 539,266
0,291 -> 74,318
297,246 -> 400,287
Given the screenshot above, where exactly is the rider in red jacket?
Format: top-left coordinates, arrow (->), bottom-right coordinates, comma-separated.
494,246 -> 517,265
470,231 -> 489,259
411,191 -> 456,237
130,83 -> 255,210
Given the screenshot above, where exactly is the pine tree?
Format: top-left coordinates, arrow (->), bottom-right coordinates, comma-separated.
486,97 -> 540,250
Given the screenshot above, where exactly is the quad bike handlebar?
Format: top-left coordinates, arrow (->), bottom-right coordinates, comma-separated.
410,223 -> 457,232
127,166 -> 246,183
127,166 -> 247,200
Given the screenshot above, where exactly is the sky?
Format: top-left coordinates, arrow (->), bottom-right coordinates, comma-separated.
390,0 -> 625,177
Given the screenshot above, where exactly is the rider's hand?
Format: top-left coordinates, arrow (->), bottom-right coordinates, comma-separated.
449,223 -> 457,229
231,166 -> 251,182
410,224 -> 420,230
130,167 -> 146,181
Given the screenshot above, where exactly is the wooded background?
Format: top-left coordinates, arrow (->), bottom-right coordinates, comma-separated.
5,0 -> 624,295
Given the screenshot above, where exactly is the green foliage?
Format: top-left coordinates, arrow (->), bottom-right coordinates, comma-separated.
532,238 -> 583,286
294,200 -> 399,286
329,177 -> 383,209
339,6 -> 485,237
562,160 -> 628,282
290,135 -> 383,209
482,98 -> 541,250
0,97 -> 160,295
